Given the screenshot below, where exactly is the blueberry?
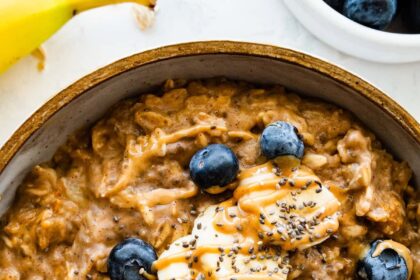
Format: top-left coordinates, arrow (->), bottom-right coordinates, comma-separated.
108,238 -> 157,280
344,0 -> 397,30
402,0 -> 420,32
189,144 -> 239,194
357,240 -> 409,280
260,121 -> 304,159
324,0 -> 345,12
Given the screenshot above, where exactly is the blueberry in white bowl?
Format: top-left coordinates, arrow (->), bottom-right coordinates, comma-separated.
260,121 -> 304,159
189,144 -> 239,194
286,0 -> 420,62
108,238 -> 157,280
357,240 -> 411,280
343,0 -> 397,30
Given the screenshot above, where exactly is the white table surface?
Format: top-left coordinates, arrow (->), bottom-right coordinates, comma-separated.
0,0 -> 419,147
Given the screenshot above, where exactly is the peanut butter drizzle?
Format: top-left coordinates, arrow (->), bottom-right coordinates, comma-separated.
155,240 -> 287,279
104,125 -> 228,198
132,183 -> 198,207
155,156 -> 341,278
372,240 -> 413,279
154,245 -> 227,270
102,125 -> 258,210
227,130 -> 258,140
142,271 -> 157,280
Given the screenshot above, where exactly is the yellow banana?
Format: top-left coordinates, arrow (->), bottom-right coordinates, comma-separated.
0,0 -> 153,74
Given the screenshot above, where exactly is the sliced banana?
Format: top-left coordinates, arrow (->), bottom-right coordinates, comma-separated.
155,157 -> 341,279
234,160 -> 341,250
156,206 -> 289,280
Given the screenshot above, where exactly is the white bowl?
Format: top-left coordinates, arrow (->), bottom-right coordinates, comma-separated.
284,0 -> 420,63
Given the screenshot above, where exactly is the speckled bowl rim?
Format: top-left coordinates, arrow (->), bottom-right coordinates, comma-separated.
0,41 -> 419,175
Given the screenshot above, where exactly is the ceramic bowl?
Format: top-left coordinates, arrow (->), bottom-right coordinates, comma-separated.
284,0 -> 420,63
0,41 -> 419,217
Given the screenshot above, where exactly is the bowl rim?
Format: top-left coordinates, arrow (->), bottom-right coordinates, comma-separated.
0,41 -> 419,176
287,0 -> 420,45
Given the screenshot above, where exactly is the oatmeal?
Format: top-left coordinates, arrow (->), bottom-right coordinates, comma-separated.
0,79 -> 418,279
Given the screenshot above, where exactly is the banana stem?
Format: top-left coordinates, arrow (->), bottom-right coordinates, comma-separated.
71,0 -> 154,13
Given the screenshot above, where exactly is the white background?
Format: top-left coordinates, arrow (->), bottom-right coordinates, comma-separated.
0,0 -> 419,147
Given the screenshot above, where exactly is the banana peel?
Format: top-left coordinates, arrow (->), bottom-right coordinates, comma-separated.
0,0 -> 154,74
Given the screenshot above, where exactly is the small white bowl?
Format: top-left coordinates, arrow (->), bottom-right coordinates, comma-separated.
284,0 -> 420,63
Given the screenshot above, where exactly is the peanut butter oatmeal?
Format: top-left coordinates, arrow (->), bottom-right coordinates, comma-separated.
0,79 -> 418,280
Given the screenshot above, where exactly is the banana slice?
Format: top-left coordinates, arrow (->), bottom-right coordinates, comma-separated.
234,159 -> 341,250
155,205 -> 290,280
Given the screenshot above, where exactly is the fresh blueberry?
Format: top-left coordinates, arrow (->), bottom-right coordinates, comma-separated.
344,0 -> 397,30
402,0 -> 420,32
357,240 -> 409,280
108,238 -> 157,280
260,121 -> 304,159
324,0 -> 345,12
189,144 -> 239,193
